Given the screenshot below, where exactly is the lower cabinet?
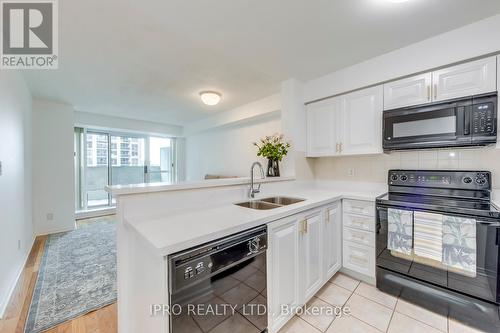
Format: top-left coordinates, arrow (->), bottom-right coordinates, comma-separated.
267,202 -> 341,333
267,215 -> 300,333
342,199 -> 376,279
323,202 -> 342,280
300,209 -> 324,302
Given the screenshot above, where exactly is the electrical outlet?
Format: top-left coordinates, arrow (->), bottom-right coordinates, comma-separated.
347,168 -> 355,177
46,213 -> 54,221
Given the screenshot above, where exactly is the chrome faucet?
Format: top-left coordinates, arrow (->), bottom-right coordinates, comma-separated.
249,161 -> 265,198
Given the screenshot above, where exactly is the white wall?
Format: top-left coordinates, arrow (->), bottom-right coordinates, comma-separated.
0,72 -> 33,318
32,100 -> 75,235
186,115 -> 282,180
304,13 -> 500,102
302,14 -> 500,185
185,94 -> 285,181
74,111 -> 183,137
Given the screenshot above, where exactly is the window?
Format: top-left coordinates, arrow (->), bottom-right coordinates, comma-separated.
75,129 -> 176,211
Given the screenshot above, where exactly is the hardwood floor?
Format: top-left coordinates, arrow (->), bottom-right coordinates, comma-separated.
0,216 -> 117,333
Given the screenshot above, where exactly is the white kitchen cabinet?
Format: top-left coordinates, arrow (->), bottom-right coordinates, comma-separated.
433,56 -> 497,102
299,209 -> 324,302
306,97 -> 340,157
267,201 -> 342,332
340,85 -> 384,155
306,85 -> 383,157
323,203 -> 341,281
383,73 -> 432,110
343,241 -> 375,277
267,215 -> 300,333
342,199 -> 376,279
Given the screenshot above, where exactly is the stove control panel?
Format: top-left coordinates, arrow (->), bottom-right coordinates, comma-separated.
388,170 -> 491,190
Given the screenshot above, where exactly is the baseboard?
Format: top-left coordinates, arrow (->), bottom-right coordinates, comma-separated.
0,235 -> 36,319
75,207 -> 116,220
36,225 -> 76,236
340,267 -> 376,286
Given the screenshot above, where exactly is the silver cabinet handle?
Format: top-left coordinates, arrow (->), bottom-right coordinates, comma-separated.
427,86 -> 431,101
433,83 -> 438,99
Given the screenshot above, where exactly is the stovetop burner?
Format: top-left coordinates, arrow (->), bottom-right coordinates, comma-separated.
377,170 -> 500,219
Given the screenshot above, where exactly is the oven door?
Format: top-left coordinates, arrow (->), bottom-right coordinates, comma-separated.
376,205 -> 500,304
383,100 -> 471,150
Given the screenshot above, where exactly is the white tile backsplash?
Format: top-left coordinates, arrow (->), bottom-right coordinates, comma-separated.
313,147 -> 500,187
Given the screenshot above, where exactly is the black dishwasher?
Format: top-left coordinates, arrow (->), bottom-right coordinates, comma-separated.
168,226 -> 268,333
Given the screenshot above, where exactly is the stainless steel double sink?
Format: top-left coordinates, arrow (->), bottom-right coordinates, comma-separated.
235,196 -> 305,210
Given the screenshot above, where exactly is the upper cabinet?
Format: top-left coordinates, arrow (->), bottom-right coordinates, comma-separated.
433,57 -> 497,102
307,56 -> 498,157
340,86 -> 383,155
306,98 -> 340,157
306,85 -> 383,157
383,73 -> 432,109
384,56 -> 497,110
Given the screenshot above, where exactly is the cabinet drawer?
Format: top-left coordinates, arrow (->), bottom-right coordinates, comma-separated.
343,200 -> 374,216
343,213 -> 374,232
343,241 -> 375,277
343,227 -> 374,248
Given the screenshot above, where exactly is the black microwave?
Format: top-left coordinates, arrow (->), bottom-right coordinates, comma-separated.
382,93 -> 497,151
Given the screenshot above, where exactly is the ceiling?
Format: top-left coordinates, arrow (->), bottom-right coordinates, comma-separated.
23,0 -> 500,125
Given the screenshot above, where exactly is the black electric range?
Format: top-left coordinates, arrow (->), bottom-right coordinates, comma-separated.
376,170 -> 500,333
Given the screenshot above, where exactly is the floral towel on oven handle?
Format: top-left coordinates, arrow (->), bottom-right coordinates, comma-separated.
442,215 -> 476,277
387,208 -> 413,255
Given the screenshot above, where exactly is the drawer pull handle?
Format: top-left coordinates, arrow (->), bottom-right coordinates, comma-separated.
352,235 -> 365,242
351,206 -> 365,213
351,220 -> 367,229
350,254 -> 368,264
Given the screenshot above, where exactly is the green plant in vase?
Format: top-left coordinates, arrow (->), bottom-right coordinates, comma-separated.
253,133 -> 291,177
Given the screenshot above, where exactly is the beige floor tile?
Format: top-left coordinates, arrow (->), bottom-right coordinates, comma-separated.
278,316 -> 321,333
220,283 -> 259,310
330,273 -> 360,292
315,282 -> 352,307
345,294 -> 393,332
395,298 -> 447,332
388,312 -> 443,333
239,294 -> 267,331
298,297 -> 336,332
354,282 -> 397,309
210,312 -> 260,333
191,296 -> 232,332
448,318 -> 488,333
326,315 -> 382,333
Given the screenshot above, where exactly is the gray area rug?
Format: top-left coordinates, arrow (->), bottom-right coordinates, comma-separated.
25,219 -> 117,333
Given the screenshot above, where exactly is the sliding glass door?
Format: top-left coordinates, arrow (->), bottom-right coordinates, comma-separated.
85,132 -> 111,208
110,135 -> 146,186
75,128 -> 176,211
147,136 -> 174,183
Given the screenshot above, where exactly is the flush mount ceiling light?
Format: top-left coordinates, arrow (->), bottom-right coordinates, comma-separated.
199,91 -> 222,106
385,0 -> 411,3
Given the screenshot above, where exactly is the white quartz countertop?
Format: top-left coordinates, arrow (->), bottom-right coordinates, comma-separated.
124,185 -> 386,256
105,176 -> 295,196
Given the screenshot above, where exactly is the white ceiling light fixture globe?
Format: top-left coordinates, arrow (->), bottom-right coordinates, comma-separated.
199,91 -> 222,106
385,0 -> 411,3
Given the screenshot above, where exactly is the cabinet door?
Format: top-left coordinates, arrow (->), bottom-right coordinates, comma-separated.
433,56 -> 497,102
384,73 -> 432,109
340,85 -> 383,155
299,210 -> 323,302
323,203 -> 341,281
268,216 -> 300,333
306,97 -> 340,157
